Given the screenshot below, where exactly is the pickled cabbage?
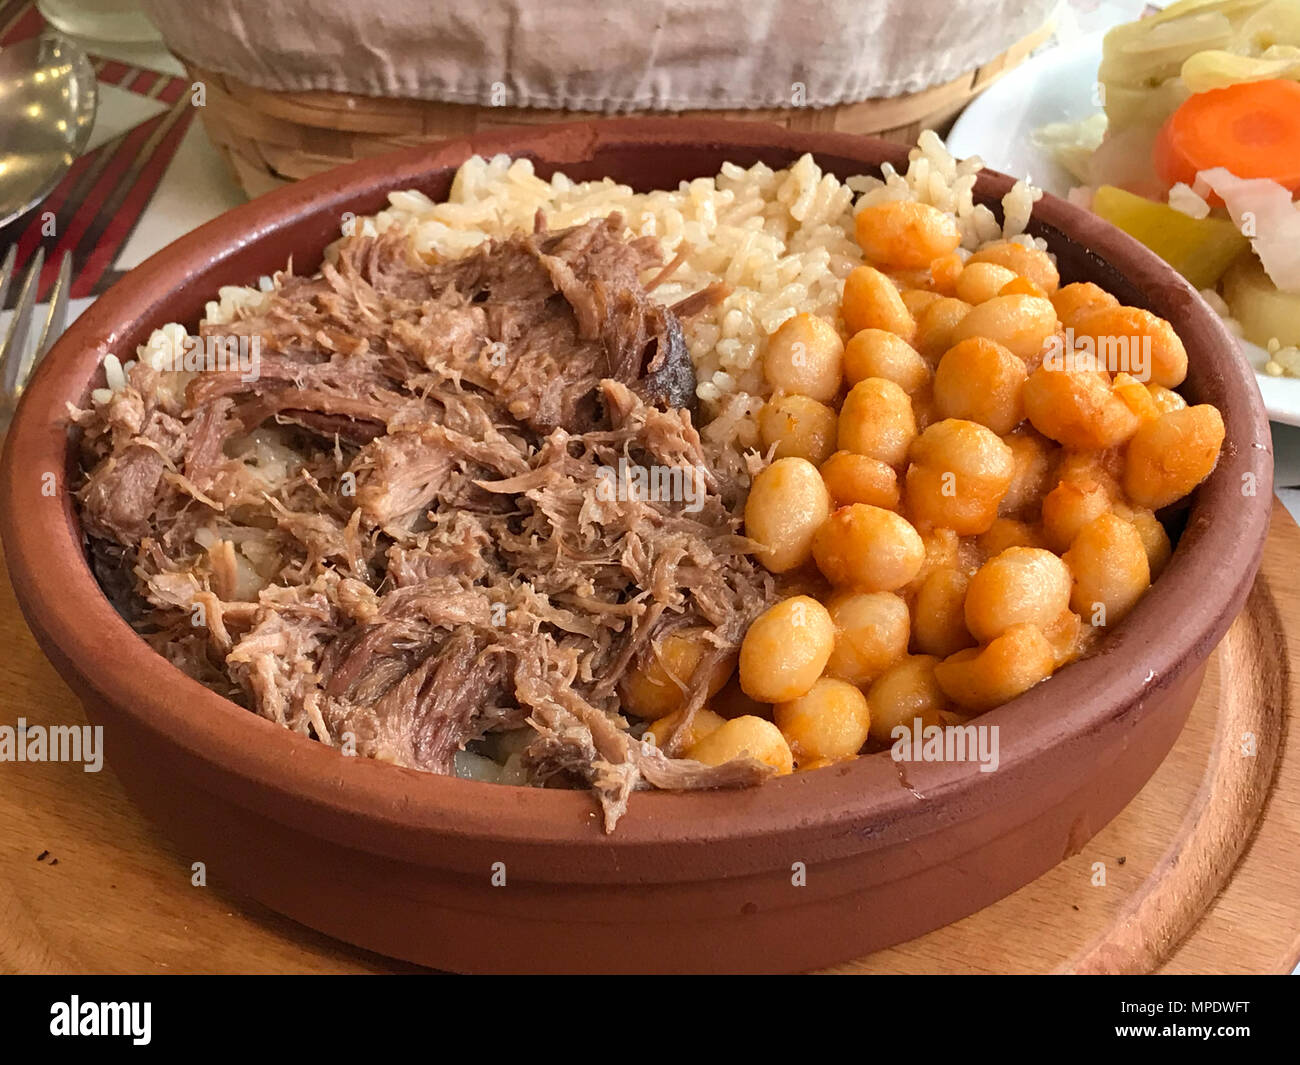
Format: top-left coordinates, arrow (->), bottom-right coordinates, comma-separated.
1238,0 -> 1300,50
1100,0 -> 1264,130
1098,0 -> 1294,131
1031,114 -> 1108,185
1181,45 -> 1300,89
1196,167 -> 1300,292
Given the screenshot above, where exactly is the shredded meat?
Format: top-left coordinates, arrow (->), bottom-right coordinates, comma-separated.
73,214 -> 776,830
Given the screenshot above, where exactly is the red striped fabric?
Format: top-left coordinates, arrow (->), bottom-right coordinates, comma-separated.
129,68 -> 161,95
96,59 -> 130,86
77,107 -> 197,294
158,76 -> 189,105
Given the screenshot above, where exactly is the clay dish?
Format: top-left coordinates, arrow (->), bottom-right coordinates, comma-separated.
0,119 -> 1273,973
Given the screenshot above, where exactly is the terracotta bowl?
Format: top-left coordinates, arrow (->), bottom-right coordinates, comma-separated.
0,119 -> 1273,973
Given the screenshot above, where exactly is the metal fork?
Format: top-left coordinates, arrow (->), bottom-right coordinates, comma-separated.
0,247 -> 73,432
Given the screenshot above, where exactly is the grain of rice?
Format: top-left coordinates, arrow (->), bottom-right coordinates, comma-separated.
103,354 -> 126,392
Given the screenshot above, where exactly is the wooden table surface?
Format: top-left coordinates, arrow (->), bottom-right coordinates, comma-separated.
2,503 -> 1299,974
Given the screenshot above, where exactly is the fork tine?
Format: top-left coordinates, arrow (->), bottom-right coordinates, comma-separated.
0,245 -> 17,313
0,246 -> 45,400
33,251 -> 73,362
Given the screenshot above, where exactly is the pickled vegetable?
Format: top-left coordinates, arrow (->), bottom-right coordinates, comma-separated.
1181,46 -> 1300,92
1094,0 -> 1299,194
1223,252 -> 1300,346
1238,1 -> 1300,58
1091,184 -> 1250,288
1152,80 -> 1300,195
1099,0 -> 1248,132
1198,166 -> 1300,292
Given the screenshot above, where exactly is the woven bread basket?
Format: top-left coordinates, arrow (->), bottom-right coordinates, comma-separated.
143,0 -> 1052,198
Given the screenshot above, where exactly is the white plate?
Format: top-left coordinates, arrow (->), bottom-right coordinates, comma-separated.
948,34 -> 1300,427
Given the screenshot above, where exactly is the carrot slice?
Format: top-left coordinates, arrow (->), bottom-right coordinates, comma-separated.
1153,79 -> 1300,197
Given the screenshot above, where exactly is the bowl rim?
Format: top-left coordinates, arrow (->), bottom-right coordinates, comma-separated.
0,117 -> 1273,879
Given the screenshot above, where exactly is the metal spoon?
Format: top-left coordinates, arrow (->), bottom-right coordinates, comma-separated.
0,32 -> 97,230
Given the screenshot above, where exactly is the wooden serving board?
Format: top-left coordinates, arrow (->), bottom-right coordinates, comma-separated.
2,502 -> 1298,975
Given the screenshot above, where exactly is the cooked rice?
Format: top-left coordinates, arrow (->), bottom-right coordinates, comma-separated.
118,133 -> 1046,434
